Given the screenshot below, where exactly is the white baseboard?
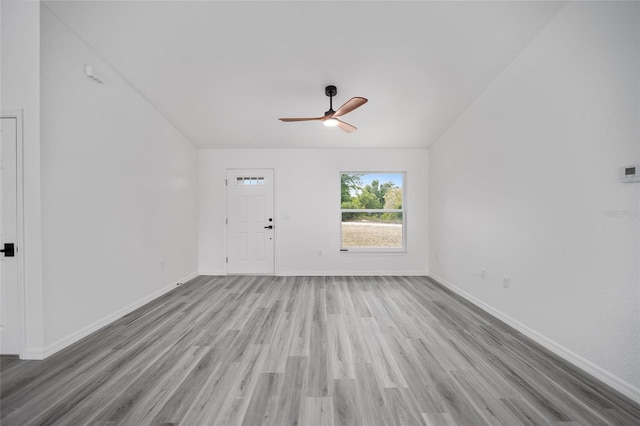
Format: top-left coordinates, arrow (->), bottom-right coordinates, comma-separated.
178,272 -> 199,284
278,270 -> 429,277
197,270 -> 429,277
198,270 -> 226,276
23,347 -> 45,360
34,271 -> 198,360
429,273 -> 640,405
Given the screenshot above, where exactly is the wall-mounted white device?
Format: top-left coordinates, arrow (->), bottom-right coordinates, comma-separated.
84,64 -> 104,84
620,164 -> 640,183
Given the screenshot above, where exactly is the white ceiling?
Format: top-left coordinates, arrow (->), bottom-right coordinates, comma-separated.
43,1 -> 567,149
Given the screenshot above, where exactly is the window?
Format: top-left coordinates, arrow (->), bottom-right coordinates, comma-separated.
236,176 -> 265,185
340,172 -> 405,251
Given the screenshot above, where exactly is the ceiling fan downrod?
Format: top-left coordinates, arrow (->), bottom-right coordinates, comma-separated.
325,85 -> 337,116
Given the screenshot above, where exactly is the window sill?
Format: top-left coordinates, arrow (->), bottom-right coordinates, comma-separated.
340,248 -> 407,254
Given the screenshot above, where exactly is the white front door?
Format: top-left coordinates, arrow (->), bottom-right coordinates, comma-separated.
1,116 -> 21,355
226,169 -> 275,274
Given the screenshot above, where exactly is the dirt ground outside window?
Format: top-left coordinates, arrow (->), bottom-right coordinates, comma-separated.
341,222 -> 403,248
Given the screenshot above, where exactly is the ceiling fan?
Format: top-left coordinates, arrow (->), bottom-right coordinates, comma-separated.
279,85 -> 368,133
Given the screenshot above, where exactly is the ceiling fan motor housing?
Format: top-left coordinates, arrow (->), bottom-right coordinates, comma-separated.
325,85 -> 337,97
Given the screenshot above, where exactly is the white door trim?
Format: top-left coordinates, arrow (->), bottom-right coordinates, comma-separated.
1,110 -> 26,358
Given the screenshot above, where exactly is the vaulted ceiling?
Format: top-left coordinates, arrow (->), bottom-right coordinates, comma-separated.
44,1 -> 566,149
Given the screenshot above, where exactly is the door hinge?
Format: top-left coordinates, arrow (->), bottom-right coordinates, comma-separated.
225,218 -> 228,225
226,257 -> 228,263
224,179 -> 228,186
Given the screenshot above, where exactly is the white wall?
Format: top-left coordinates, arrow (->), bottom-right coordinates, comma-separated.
1,0 -> 45,358
40,7 -> 198,354
429,1 -> 640,400
199,149 -> 429,276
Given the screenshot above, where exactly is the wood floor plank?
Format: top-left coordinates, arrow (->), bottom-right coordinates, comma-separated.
270,356 -> 305,426
353,362 -> 396,426
254,300 -> 284,345
299,396 -> 335,426
325,276 -> 341,315
305,319 -> 329,397
150,330 -> 239,424
433,370 -> 489,426
98,345 -> 208,425
384,387 -> 427,426
1,275 -> 639,425
331,378 -> 361,426
449,370 -> 525,425
288,279 -> 313,357
188,342 -> 267,425
360,317 -> 407,389
383,332 -> 447,414
263,316 -> 295,374
241,372 -> 281,426
345,276 -> 371,318
501,397 -> 551,425
312,278 -> 328,323
421,411 -> 457,426
327,313 -> 355,380
184,361 -> 242,426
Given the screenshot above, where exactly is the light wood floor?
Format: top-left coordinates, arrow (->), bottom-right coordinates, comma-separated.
1,275 -> 639,425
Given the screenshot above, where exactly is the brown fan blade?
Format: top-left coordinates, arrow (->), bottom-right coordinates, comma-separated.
333,97 -> 368,118
279,116 -> 325,122
336,119 -> 357,133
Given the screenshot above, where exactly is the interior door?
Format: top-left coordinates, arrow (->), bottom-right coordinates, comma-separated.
226,169 -> 275,274
1,116 -> 21,355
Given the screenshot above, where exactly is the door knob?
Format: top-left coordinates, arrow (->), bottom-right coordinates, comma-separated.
1,243 -> 15,257
264,225 -> 273,229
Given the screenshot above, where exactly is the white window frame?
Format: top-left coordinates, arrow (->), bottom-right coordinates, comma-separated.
339,171 -> 406,253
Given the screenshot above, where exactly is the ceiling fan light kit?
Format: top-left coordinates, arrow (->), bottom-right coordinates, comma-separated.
279,85 -> 367,133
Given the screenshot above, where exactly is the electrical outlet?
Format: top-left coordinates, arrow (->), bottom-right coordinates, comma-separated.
160,260 -> 166,270
318,250 -> 323,257
503,276 -> 510,288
